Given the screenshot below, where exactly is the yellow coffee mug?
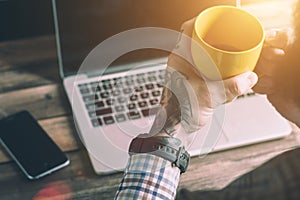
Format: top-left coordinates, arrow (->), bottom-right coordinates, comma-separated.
191,5 -> 265,80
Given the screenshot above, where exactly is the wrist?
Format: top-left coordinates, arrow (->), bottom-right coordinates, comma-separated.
129,135 -> 190,174
155,122 -> 182,137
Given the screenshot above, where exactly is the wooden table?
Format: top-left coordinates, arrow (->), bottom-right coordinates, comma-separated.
1,1 -> 299,198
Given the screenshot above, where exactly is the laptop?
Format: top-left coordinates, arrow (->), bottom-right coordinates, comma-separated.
51,0 -> 292,174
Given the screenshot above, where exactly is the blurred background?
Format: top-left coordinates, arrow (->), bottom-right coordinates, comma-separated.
1,0 -> 294,42
0,0 -> 54,41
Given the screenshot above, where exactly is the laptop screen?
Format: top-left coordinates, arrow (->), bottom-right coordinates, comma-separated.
52,0 -> 236,76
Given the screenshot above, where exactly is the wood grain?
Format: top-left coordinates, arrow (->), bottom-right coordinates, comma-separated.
0,151 -> 123,199
0,35 -> 57,72
0,84 -> 71,120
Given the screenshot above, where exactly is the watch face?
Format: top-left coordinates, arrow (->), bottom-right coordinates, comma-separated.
177,146 -> 190,174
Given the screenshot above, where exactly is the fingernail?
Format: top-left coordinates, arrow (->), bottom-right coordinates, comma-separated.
247,72 -> 258,87
274,48 -> 285,56
265,29 -> 277,39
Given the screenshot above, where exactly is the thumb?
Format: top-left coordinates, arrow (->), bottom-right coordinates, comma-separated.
264,28 -> 292,49
206,71 -> 258,108
223,71 -> 258,101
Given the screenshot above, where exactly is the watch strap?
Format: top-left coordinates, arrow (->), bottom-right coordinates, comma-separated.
129,136 -> 190,173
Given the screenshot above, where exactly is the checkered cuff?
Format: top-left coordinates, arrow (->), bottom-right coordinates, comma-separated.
115,154 -> 180,200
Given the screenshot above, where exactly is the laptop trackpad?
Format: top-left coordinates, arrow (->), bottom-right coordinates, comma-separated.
188,94 -> 291,156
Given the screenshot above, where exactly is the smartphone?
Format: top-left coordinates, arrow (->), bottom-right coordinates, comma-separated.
0,111 -> 70,179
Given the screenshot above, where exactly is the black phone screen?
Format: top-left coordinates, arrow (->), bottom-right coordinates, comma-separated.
0,111 -> 69,179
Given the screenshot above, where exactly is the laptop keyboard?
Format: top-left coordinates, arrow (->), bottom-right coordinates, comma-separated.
78,69 -> 165,127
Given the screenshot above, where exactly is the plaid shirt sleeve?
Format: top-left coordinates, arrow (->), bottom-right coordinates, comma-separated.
115,154 -> 180,200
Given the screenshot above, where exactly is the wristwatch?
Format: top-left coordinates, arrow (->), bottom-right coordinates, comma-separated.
128,135 -> 190,174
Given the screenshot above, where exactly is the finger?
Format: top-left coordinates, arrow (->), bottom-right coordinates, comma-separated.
223,72 -> 258,100
180,18 -> 196,36
264,28 -> 291,49
174,18 -> 195,47
261,46 -> 285,61
206,72 -> 258,107
172,18 -> 196,66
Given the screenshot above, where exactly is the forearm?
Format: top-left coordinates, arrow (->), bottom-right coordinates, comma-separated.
115,67 -> 190,200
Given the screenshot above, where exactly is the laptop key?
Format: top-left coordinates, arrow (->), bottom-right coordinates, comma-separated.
89,111 -> 97,118
113,77 -> 122,83
137,72 -> 145,77
117,96 -> 127,104
129,94 -> 138,101
90,81 -> 99,88
115,113 -> 127,122
159,74 -> 165,80
150,99 -> 159,105
106,99 -> 115,106
157,83 -> 164,88
96,108 -> 113,116
113,81 -> 123,88
127,111 -> 141,120
103,83 -> 112,90
80,88 -> 90,95
152,90 -> 161,97
137,78 -> 146,84
90,85 -> 100,93
86,103 -> 96,111
100,91 -> 110,99
95,101 -> 105,109
145,83 -> 154,90
123,88 -> 132,95
127,103 -> 136,110
141,107 -> 159,117
103,116 -> 115,125
147,71 -> 156,76
134,86 -> 143,92
115,105 -> 125,112
148,76 -> 157,82
101,79 -> 111,84
78,83 -> 89,89
141,92 -> 149,99
112,89 -> 121,96
138,101 -> 147,108
90,82 -> 100,90
83,95 -> 97,102
125,79 -> 134,86
91,118 -> 103,127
